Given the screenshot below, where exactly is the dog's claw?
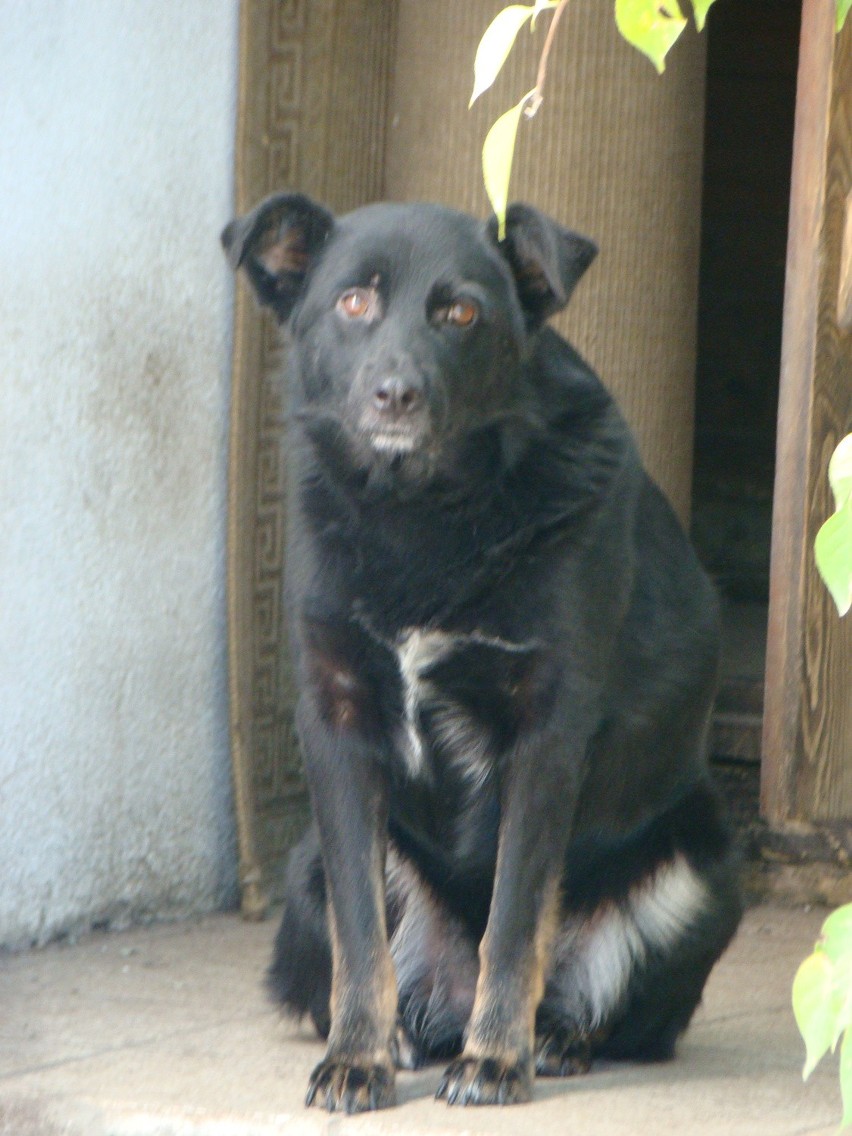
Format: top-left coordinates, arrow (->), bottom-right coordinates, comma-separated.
436,1055 -> 533,1106
534,1030 -> 593,1077
306,1057 -> 396,1113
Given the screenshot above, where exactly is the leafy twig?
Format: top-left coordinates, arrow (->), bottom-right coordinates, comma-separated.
525,0 -> 571,118
471,0 -> 717,232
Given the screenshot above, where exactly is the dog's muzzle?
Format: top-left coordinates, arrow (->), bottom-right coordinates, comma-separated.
356,372 -> 431,455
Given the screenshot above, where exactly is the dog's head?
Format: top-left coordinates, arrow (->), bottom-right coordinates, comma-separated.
222,195 -> 596,483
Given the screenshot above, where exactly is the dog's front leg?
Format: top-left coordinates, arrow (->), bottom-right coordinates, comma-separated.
437,722 -> 583,1106
297,696 -> 398,1113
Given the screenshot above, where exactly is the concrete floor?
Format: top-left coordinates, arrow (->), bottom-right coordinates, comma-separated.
0,904 -> 842,1136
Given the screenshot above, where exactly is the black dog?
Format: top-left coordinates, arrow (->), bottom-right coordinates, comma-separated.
222,195 -> 742,1113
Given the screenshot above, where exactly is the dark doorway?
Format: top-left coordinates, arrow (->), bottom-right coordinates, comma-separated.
691,0 -> 802,783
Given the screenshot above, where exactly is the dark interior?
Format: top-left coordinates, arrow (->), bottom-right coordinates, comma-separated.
692,0 -> 800,694
691,0 -> 801,814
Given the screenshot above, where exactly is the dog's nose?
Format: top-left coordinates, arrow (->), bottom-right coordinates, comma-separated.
372,376 -> 424,417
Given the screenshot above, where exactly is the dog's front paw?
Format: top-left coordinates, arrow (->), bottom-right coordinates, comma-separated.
534,1029 -> 593,1077
305,1056 -> 396,1113
436,1055 -> 533,1106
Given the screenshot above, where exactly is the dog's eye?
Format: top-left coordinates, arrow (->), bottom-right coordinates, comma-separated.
443,299 -> 479,328
337,287 -> 379,321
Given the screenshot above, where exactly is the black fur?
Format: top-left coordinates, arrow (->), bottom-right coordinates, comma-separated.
223,195 -> 742,1113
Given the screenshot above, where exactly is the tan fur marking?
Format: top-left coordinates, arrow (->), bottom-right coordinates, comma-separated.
465,877 -> 562,1063
326,876 -> 398,1064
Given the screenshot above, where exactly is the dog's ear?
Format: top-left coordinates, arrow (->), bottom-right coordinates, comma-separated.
487,204 -> 597,330
221,192 -> 335,322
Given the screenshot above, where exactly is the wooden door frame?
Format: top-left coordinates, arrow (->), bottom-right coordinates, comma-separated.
760,0 -> 851,893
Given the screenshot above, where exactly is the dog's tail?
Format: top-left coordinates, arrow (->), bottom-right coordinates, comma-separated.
266,825 -> 332,1038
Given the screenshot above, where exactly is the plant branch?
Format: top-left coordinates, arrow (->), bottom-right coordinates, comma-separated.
526,0 -> 572,118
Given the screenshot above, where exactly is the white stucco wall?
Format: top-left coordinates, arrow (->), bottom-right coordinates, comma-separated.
0,2 -> 240,947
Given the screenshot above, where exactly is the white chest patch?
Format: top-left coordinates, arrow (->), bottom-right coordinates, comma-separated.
393,627 -> 522,780
395,629 -> 455,774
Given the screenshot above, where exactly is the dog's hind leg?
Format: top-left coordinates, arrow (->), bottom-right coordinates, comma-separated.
267,825 -> 333,1038
594,853 -> 742,1063
536,790 -> 742,1074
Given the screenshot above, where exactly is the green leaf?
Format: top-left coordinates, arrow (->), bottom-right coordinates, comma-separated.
823,905 -> 852,955
833,960 -> 852,1052
828,435 -> 852,511
689,0 -> 716,32
839,0 -> 852,33
819,907 -> 852,1049
470,5 -> 535,107
615,0 -> 688,74
815,498 -> 852,617
793,951 -> 839,1079
842,1027 -> 852,1129
815,437 -> 852,617
482,95 -> 531,239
